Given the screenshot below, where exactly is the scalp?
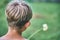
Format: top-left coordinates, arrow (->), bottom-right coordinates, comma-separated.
5,0 -> 32,28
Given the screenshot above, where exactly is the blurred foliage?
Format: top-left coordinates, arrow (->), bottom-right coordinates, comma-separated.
0,0 -> 9,36
25,0 -> 60,2
22,3 -> 60,40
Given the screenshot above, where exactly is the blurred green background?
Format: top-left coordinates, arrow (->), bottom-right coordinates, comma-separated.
0,0 -> 60,40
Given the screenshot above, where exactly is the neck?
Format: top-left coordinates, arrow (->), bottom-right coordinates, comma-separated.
3,27 -> 23,39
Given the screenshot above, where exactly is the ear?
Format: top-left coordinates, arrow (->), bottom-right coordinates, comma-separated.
24,21 -> 30,28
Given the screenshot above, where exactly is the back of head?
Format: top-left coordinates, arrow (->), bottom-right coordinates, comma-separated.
5,0 -> 32,29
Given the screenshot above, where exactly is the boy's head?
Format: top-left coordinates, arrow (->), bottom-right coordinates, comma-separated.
5,0 -> 32,32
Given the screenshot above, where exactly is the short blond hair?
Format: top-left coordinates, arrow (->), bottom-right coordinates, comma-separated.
5,0 -> 32,29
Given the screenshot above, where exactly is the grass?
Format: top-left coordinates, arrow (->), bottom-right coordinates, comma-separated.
0,2 -> 60,40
